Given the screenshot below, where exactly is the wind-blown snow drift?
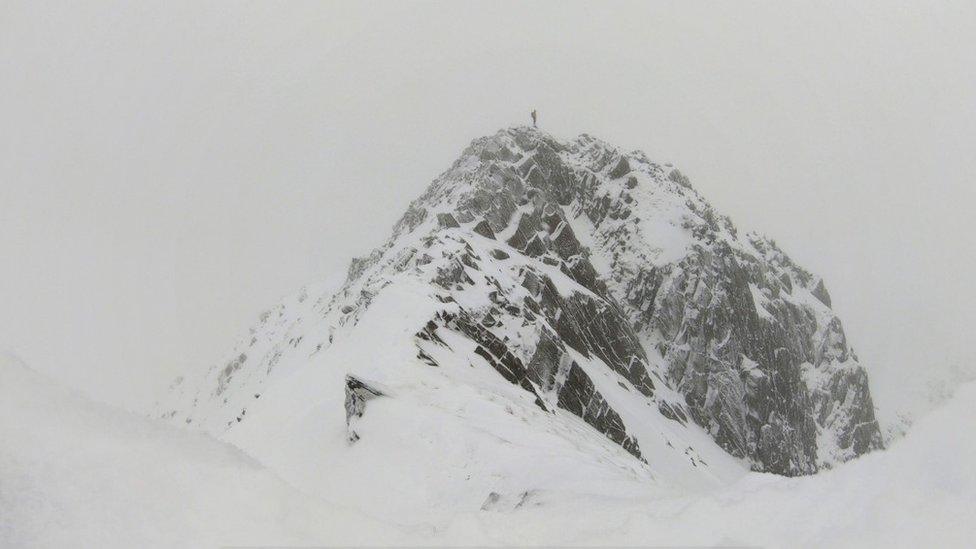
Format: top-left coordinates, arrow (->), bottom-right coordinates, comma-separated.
4,353 -> 972,548
0,354 -> 403,549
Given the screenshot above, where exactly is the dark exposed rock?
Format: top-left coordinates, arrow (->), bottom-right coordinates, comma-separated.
523,234 -> 548,258
344,375 -> 385,443
669,169 -> 692,188
437,213 -> 460,229
417,348 -> 439,367
216,353 -> 247,396
549,222 -> 582,259
433,259 -> 474,289
433,309 -> 644,460
807,361 -> 881,458
472,219 -> 496,240
610,238 -> 883,473
520,269 -> 541,295
506,212 -> 540,250
609,156 -> 631,178
560,256 -> 602,295
779,273 -> 793,294
812,278 -> 832,307
458,188 -> 519,234
557,362 -> 642,459
480,492 -> 502,511
658,401 -> 688,424
538,278 -> 656,398
440,311 -> 549,412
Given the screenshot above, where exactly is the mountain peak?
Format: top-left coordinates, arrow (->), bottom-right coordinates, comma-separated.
160,127 -> 882,492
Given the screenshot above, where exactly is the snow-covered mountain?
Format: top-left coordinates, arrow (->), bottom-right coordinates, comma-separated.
159,126 -> 882,511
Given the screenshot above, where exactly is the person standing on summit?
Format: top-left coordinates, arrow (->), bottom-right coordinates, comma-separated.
531,109 -> 537,128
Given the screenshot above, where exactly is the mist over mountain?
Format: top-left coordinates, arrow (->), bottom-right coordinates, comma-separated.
3,2 -> 974,547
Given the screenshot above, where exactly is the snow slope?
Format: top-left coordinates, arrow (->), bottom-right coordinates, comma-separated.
4,351 -> 973,547
465,380 -> 976,548
0,353 -> 406,549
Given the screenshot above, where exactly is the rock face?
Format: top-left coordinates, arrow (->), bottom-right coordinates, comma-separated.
160,126 -> 882,476
344,375 -> 385,443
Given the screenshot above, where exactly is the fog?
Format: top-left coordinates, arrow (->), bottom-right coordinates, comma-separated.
2,1 -> 974,421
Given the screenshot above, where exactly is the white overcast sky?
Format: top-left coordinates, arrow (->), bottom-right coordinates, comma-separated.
2,1 -> 974,416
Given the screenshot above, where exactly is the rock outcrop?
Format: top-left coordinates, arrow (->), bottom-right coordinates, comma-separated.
344,375 -> 385,443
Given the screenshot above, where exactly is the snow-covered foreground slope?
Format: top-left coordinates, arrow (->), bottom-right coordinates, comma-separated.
3,352 -> 973,548
577,380 -> 976,548
0,354 -> 406,549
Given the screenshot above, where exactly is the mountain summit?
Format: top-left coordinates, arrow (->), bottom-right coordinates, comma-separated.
160,127 -> 882,501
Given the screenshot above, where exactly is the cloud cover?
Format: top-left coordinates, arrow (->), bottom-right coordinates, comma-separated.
1,1 -> 973,419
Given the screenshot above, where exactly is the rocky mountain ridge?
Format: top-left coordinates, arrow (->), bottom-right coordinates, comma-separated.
159,126 -> 882,478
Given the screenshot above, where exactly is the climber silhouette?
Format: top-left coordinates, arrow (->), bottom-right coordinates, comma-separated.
531,109 -> 537,128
